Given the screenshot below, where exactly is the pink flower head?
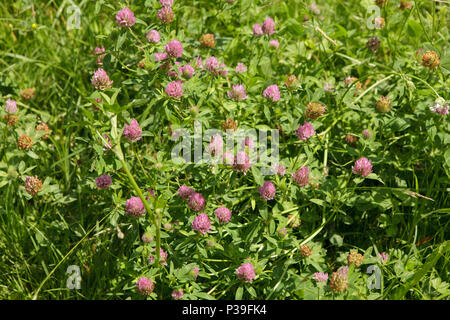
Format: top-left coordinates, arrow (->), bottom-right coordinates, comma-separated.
116,8 -> 135,27
95,174 -> 112,189
188,193 -> 206,212
193,56 -> 203,69
165,40 -> 183,58
219,63 -> 228,77
191,213 -> 211,234
136,277 -> 154,295
165,80 -> 183,98
292,166 -> 309,186
430,99 -> 449,116
102,134 -> 113,151
338,266 -> 349,277
204,56 -> 220,74
91,68 -> 113,90
146,188 -> 155,200
272,163 -> 286,176
207,135 -> 223,156
262,17 -> 276,35
269,39 -> 279,48
241,137 -> 255,151
263,84 -> 280,102
179,64 -> 194,79
252,23 -> 263,36
233,151 -> 252,174
157,7 -> 174,24
378,253 -> 389,264
313,272 -> 328,283
178,185 -> 195,200
94,46 -> 106,65
352,157 -> 372,177
258,181 -> 276,200
223,151 -> 234,166
296,122 -> 315,141
155,52 -> 169,62
146,30 -> 161,43
123,119 -> 142,142
160,0 -> 174,7
5,99 -> 17,114
172,288 -> 184,300
190,267 -> 199,280
235,62 -> 247,73
227,84 -> 248,101
362,129 -> 372,138
141,233 -> 154,242
125,196 -> 145,217
148,248 -> 168,265
214,207 -> 232,223
236,262 -> 256,283
278,228 -> 287,238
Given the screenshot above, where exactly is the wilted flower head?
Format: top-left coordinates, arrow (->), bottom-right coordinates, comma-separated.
305,102 -> 326,119
178,185 -> 195,200
429,98 -> 449,116
136,277 -> 154,295
263,84 -> 280,102
116,8 -> 135,27
329,267 -> 348,292
313,272 -> 328,283
345,134 -> 358,146
214,207 -> 232,223
18,134 -> 33,150
262,17 -> 276,35
352,157 -> 372,177
421,51 -> 440,70
376,0 -> 385,8
269,39 -> 279,48
236,262 -> 256,283
146,30 -> 160,43
20,88 -> 35,100
165,40 -> 183,58
188,193 -> 206,212
200,33 -> 216,48
5,99 -> 17,114
125,196 -> 145,217
399,1 -> 412,10
4,114 -> 18,126
235,62 -> 247,73
148,248 -> 168,265
296,122 -> 315,141
36,122 -> 50,139
252,23 -> 263,36
347,252 -> 364,267
227,84 -> 248,101
366,37 -> 381,52
207,135 -> 223,156
91,68 -> 113,90
222,118 -> 238,132
285,75 -> 299,89
157,6 -> 174,24
343,76 -> 358,87
258,181 -> 276,200
233,151 -> 252,174
292,167 -> 309,186
300,244 -> 312,257
172,289 -> 184,300
25,176 -> 42,196
165,80 -> 183,98
375,96 -> 391,113
191,213 -> 211,234
374,16 -> 385,29
96,174 -> 112,189
123,119 -> 142,142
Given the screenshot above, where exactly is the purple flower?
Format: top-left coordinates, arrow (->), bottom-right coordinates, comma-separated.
252,23 -> 263,36
125,196 -> 145,217
172,288 -> 184,300
310,2 -> 320,15
190,267 -> 199,280
146,30 -> 160,43
352,157 -> 372,177
179,65 -> 194,79
296,122 -> 315,141
155,52 -> 169,62
313,272 -> 328,283
269,39 -> 279,48
123,119 -> 142,142
292,167 -> 309,186
5,99 -> 17,114
338,266 -> 349,277
204,56 -> 220,74
91,68 -> 113,90
258,181 -> 276,200
430,98 -> 449,116
191,213 -> 211,234
136,277 -> 154,295
233,151 -> 252,174
218,63 -> 228,77
94,46 -> 106,66
193,56 -> 203,69
207,135 -> 223,156
146,188 -> 155,200
378,253 -> 389,264
157,7 -> 174,24
116,8 -> 135,27
263,84 -> 280,102
241,137 -> 255,151
222,151 -> 234,166
148,248 -> 168,265
362,129 -> 372,138
188,193 -> 206,212
236,262 -> 256,283
214,207 -> 232,223
227,84 -> 248,101
178,185 -> 194,200
165,80 -> 183,98
262,17 -> 276,35
271,164 -> 286,176
235,62 -> 247,73
160,0 -> 174,7
95,174 -> 112,189
165,40 -> 183,58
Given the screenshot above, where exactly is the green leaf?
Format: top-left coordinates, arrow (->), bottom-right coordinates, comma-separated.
235,286 -> 243,300
407,20 -> 422,38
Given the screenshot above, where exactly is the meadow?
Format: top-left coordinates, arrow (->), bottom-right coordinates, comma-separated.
0,0 -> 448,300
